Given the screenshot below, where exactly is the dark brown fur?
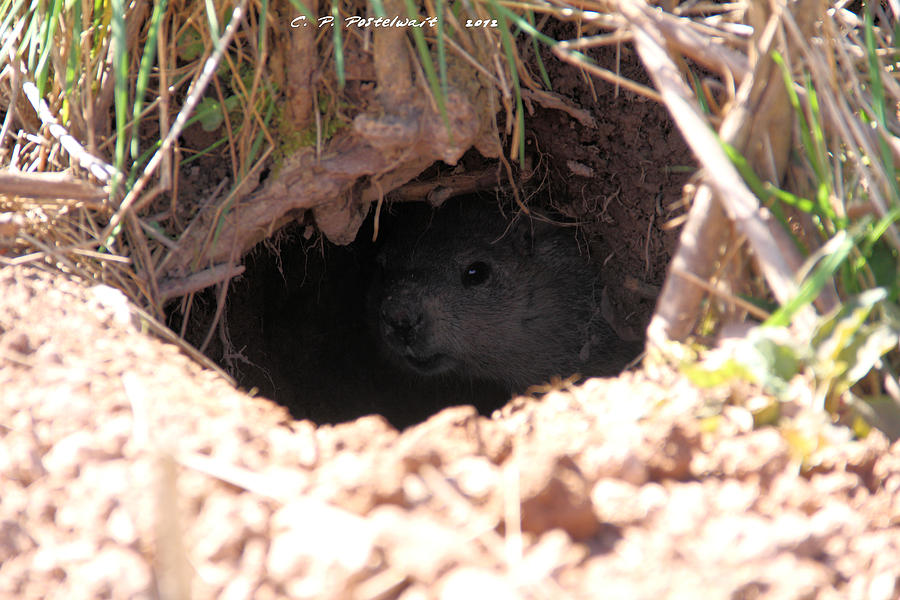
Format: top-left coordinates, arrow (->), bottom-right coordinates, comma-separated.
368,199 -> 641,392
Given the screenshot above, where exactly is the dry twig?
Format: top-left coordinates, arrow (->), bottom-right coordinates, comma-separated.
625,0 -> 819,345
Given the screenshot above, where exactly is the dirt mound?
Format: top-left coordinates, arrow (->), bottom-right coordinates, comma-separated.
2,266 -> 899,599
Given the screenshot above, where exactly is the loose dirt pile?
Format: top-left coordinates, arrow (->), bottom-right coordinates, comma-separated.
2,266 -> 899,599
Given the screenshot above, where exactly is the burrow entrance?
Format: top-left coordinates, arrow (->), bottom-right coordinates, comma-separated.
170,42 -> 691,429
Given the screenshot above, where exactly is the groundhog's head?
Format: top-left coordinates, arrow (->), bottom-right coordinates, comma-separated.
368,199 -> 595,391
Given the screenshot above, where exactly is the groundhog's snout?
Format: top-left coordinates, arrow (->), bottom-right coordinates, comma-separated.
376,289 -> 451,375
380,296 -> 425,347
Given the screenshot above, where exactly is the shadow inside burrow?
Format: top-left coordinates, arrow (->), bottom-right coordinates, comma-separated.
172,201 -> 511,430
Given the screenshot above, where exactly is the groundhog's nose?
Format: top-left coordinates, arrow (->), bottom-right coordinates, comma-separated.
381,303 -> 423,346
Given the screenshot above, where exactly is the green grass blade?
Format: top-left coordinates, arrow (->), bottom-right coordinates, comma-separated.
111,0 -> 128,192
526,10 -> 551,90
804,74 -> 828,174
258,0 -> 268,52
22,0 -> 40,69
402,0 -> 448,131
863,4 -> 887,126
179,138 -> 227,166
286,0 -> 315,22
766,227 -> 862,327
132,0 -> 169,160
863,3 -> 899,201
772,51 -> 826,184
489,2 -> 556,46
331,0 -> 344,89
126,138 -> 162,187
488,0 -> 524,165
368,0 -> 386,18
722,138 -> 835,221
690,70 -> 710,114
867,206 -> 900,249
721,139 -> 820,253
802,74 -> 840,229
721,138 -> 789,225
64,0 -> 83,93
204,0 -> 221,48
92,0 -> 109,61
35,0 -> 61,96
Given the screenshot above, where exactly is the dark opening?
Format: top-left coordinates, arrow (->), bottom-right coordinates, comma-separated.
172,202 -> 516,429
169,35 -> 690,429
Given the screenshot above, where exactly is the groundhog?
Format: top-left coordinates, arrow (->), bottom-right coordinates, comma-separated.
368,198 -> 642,393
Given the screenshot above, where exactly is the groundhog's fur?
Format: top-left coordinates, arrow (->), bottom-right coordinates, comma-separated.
368,198 -> 641,392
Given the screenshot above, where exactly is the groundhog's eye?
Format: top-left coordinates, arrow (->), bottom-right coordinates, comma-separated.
461,261 -> 490,287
